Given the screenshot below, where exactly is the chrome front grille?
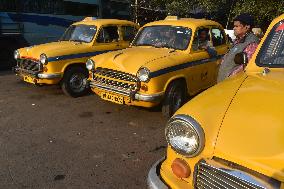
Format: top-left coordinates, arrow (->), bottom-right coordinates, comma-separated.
195,162 -> 268,189
90,67 -> 139,96
17,58 -> 42,73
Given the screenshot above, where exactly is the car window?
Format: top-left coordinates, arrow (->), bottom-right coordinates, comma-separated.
192,28 -> 211,51
97,26 -> 119,43
211,28 -> 226,46
122,26 -> 137,41
60,24 -> 97,43
132,25 -> 191,50
256,20 -> 284,67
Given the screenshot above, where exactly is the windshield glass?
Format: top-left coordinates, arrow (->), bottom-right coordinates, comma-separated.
60,24 -> 97,43
256,20 -> 284,67
132,26 -> 192,50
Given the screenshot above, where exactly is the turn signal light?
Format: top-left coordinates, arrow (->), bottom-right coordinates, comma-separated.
43,67 -> 48,72
141,84 -> 148,91
171,158 -> 191,178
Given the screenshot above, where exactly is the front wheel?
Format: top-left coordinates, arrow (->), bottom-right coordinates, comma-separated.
61,66 -> 89,97
162,80 -> 187,118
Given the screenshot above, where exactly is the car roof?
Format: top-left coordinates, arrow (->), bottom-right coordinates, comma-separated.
143,18 -> 223,29
73,19 -> 138,27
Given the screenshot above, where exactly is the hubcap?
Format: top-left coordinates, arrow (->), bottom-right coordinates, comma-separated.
69,73 -> 86,93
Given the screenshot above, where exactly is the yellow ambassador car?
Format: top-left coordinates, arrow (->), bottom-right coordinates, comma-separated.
13,18 -> 139,97
86,16 -> 229,117
148,14 -> 284,189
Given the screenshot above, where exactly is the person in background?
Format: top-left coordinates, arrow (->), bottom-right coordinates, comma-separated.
198,29 -> 217,58
192,28 -> 217,57
217,13 -> 259,83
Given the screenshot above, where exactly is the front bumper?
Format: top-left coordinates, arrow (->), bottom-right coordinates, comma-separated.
13,66 -> 61,79
147,157 -> 169,189
90,80 -> 164,103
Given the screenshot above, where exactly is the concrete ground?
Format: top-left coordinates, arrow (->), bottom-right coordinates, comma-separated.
0,71 -> 167,189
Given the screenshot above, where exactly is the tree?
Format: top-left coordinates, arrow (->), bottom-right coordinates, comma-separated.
231,0 -> 284,30
130,0 -> 284,30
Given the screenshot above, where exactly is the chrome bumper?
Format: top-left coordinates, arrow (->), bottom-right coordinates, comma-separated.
37,73 -> 61,79
13,66 -> 61,79
134,92 -> 164,102
90,81 -> 164,102
147,157 -> 169,189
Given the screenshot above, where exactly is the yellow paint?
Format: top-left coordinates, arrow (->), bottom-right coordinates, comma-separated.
16,19 -> 139,85
89,18 -> 229,107
159,14 -> 284,188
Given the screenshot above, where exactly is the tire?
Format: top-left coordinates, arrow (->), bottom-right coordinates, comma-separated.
162,80 -> 187,118
61,66 -> 89,97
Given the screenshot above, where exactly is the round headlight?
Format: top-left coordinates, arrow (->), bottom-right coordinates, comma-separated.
40,54 -> 48,65
86,59 -> 95,71
14,50 -> 20,60
137,67 -> 150,82
165,115 -> 205,157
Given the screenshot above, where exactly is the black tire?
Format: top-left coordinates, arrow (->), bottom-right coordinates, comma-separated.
162,80 -> 187,118
61,66 -> 89,97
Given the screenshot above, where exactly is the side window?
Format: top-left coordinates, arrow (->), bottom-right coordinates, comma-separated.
192,28 -> 211,51
211,28 -> 226,46
122,26 -> 137,41
97,26 -> 119,43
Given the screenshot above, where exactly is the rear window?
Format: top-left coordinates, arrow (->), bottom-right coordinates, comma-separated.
256,20 -> 284,67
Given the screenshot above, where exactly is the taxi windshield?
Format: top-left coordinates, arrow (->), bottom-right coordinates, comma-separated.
132,26 -> 192,50
60,24 -> 97,43
256,20 -> 284,67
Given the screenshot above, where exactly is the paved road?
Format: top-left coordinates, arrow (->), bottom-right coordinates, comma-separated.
0,71 -> 167,189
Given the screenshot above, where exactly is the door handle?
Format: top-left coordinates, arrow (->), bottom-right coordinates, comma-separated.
201,71 -> 208,80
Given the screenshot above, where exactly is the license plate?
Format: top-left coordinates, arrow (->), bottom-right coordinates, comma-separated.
101,92 -> 124,104
23,75 -> 36,84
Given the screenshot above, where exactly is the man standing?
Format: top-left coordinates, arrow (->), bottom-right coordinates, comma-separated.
217,13 -> 259,83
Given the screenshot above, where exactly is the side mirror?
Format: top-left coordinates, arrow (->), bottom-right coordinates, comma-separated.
234,52 -> 248,65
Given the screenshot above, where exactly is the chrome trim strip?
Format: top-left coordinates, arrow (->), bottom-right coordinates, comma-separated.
147,157 -> 168,189
38,73 -> 62,79
90,81 -> 164,102
195,161 -> 278,189
13,67 -> 40,76
90,81 -> 132,96
134,92 -> 164,102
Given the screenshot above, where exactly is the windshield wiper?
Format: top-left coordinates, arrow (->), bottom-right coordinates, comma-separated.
153,44 -> 176,51
134,43 -> 153,47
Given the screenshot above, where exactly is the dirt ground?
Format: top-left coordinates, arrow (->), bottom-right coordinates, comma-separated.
0,71 -> 167,189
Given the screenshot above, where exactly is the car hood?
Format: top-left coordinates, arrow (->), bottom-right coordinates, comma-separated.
214,71 -> 284,182
94,46 -> 176,75
19,41 -> 91,60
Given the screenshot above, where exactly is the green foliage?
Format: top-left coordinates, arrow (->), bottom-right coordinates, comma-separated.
131,0 -> 284,29
231,0 -> 284,28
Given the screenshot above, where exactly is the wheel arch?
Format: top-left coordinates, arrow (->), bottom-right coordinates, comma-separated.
163,76 -> 188,95
62,62 -> 87,77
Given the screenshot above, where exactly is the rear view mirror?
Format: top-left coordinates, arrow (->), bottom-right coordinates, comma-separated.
234,52 -> 248,65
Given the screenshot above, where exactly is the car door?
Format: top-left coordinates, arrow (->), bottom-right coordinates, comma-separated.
210,27 -> 229,83
189,26 -> 214,93
119,25 -> 138,48
93,25 -> 122,53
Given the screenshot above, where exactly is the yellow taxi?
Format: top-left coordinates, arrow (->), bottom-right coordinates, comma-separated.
86,16 -> 229,117
13,18 -> 139,97
147,14 -> 284,189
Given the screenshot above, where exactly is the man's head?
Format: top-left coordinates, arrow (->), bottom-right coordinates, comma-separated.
198,29 -> 209,41
233,13 -> 254,38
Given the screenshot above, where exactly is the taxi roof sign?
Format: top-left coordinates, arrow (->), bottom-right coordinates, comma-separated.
165,16 -> 179,20
82,17 -> 97,21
